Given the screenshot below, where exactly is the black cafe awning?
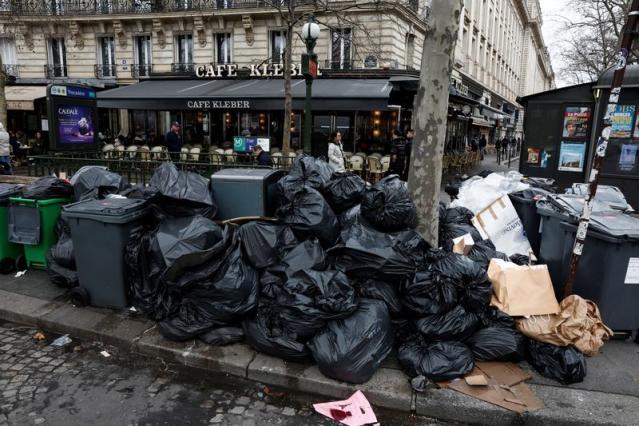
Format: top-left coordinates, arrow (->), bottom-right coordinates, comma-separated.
97,78 -> 394,111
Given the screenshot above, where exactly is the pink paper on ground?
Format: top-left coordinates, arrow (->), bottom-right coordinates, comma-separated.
313,390 -> 378,426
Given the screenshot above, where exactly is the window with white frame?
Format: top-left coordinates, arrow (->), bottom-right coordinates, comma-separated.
47,38 -> 67,77
331,28 -> 351,70
175,34 -> 194,69
215,33 -> 232,64
97,36 -> 116,78
0,38 -> 17,76
135,35 -> 152,76
270,30 -> 286,63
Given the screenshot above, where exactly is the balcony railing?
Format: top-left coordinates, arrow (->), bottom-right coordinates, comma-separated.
45,64 -> 68,78
2,64 -> 20,79
131,64 -> 153,78
171,62 -> 195,73
94,64 -> 117,79
11,0 -> 276,16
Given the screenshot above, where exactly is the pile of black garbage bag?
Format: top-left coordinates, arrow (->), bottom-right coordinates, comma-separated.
42,157 -> 585,386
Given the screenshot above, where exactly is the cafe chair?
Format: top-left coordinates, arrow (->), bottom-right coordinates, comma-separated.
349,154 -> 364,176
115,144 -> 126,159
381,155 -> 391,173
224,149 -> 236,163
270,147 -> 281,154
287,151 -> 297,164
355,151 -> 367,158
366,156 -> 384,184
370,152 -> 382,159
271,151 -> 283,168
189,147 -> 201,162
126,145 -> 138,160
180,147 -> 190,162
295,149 -> 304,156
210,150 -> 223,165
150,146 -> 165,161
138,146 -> 151,162
102,144 -> 115,159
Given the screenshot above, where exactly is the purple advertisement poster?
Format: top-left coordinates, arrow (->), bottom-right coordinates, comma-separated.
57,105 -> 94,145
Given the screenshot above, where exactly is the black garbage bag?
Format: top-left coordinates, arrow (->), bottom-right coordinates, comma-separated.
338,204 -> 362,229
414,305 -> 480,341
466,327 -> 527,362
509,253 -> 535,265
331,216 -> 429,280
442,206 -> 474,225
22,176 -> 73,200
158,233 -> 259,341
439,223 -> 483,252
467,239 -> 509,269
278,269 -> 358,340
237,221 -> 298,269
322,172 -> 366,214
156,216 -> 225,282
308,299 -> 393,384
478,306 -> 515,329
527,339 -> 587,385
401,270 -> 458,316
147,162 -> 216,219
119,184 -> 146,199
398,335 -> 474,381
199,326 -> 244,346
276,186 -> 339,248
46,217 -> 77,288
431,253 -> 492,313
277,155 -> 332,201
271,239 -> 327,277
361,175 -> 417,232
243,303 -> 311,362
356,279 -> 403,316
70,165 -> 127,201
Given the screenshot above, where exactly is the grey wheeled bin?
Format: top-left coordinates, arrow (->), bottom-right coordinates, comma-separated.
62,198 -> 148,308
559,211 -> 639,331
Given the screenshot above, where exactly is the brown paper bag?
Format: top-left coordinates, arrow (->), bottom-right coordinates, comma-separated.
516,295 -> 613,356
488,259 -> 560,316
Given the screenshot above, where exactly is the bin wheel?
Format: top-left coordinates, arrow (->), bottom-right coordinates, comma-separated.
0,258 -> 15,274
70,287 -> 90,307
15,255 -> 26,271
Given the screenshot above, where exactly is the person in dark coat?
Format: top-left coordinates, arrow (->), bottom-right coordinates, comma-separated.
389,128 -> 408,178
495,137 -> 502,164
479,135 -> 487,160
253,144 -> 272,167
165,121 -> 182,160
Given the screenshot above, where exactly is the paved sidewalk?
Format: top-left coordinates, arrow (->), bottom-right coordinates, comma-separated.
1,270 -> 638,425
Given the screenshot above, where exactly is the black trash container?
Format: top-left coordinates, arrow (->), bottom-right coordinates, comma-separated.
509,188 -> 550,256
559,212 -> 639,331
62,198 -> 148,308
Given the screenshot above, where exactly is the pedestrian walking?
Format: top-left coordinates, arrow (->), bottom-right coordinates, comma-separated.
479,135 -> 487,160
404,129 -> 414,180
390,129 -> 408,178
0,123 -> 12,175
327,131 -> 346,173
253,144 -> 272,167
470,135 -> 479,152
495,137 -> 502,164
165,121 -> 182,161
510,137 -> 517,157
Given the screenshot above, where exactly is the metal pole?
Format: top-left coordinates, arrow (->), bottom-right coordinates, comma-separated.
303,75 -> 312,154
563,0 -> 639,298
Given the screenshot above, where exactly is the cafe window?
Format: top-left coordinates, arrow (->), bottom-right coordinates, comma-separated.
215,33 -> 232,64
130,110 -> 157,143
330,28 -> 351,70
240,112 -> 269,137
47,37 -> 67,77
270,30 -> 286,64
175,34 -> 193,66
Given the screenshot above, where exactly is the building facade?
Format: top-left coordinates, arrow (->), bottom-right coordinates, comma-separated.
447,0 -> 555,152
0,0 -> 428,152
0,0 -> 554,155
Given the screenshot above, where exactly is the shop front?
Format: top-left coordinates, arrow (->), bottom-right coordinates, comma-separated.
96,78 -> 406,156
5,85 -> 48,136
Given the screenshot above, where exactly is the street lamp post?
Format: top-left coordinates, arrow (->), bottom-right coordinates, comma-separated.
302,16 -> 320,155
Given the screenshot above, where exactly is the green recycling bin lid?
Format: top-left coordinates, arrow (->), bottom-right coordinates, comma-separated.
63,198 -> 148,224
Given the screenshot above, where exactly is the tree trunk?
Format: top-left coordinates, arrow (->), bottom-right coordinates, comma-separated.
407,0 -> 463,247
282,24 -> 294,157
0,55 -> 6,128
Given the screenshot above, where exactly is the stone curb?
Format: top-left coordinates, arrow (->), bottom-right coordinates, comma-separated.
1,289 -> 638,425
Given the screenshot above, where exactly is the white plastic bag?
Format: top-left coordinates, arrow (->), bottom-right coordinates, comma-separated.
472,195 -> 532,256
451,172 -> 530,213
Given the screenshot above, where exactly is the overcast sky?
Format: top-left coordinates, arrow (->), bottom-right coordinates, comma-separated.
539,0 -> 577,87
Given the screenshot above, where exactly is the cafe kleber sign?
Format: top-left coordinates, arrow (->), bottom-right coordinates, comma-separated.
186,100 -> 250,109
195,63 -> 322,78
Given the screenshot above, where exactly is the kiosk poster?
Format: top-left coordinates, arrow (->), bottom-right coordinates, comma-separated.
57,105 -> 94,145
610,105 -> 635,138
527,148 -> 540,165
558,142 -> 586,172
562,107 -> 591,138
619,144 -> 638,171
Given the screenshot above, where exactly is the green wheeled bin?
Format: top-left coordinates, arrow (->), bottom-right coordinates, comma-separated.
0,185 -> 25,273
8,197 -> 71,269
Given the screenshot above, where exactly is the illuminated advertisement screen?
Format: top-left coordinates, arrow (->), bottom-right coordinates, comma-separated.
233,137 -> 270,152
56,105 -> 95,145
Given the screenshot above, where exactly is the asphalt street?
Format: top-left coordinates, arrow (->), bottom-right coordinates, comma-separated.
0,320 -> 446,426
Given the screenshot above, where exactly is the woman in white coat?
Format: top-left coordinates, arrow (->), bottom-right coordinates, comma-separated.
327,131 -> 346,173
